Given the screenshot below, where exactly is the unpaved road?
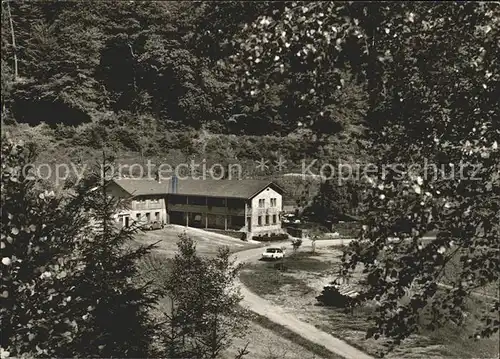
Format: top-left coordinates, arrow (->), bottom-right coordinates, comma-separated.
232,238 -> 498,359
231,239 -> 374,359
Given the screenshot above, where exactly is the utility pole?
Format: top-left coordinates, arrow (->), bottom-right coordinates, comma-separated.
5,0 -> 18,80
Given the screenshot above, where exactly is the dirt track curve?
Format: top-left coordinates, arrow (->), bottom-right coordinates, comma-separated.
231,239 -> 374,359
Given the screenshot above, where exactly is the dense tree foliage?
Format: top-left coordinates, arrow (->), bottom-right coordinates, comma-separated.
308,179 -> 362,222
1,1 -> 499,353
1,2 -> 231,129
1,1 -> 369,141
0,139 -> 160,358
1,0 -> 372,168
231,0 -> 500,351
1,138 -> 250,358
340,3 -> 500,348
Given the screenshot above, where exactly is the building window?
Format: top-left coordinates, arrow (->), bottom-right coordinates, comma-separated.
273,214 -> 277,224
270,198 -> 277,207
265,215 -> 269,225
137,199 -> 147,210
258,199 -> 265,208
136,213 -> 141,220
146,212 -> 151,222
155,212 -> 160,221
258,216 -> 262,226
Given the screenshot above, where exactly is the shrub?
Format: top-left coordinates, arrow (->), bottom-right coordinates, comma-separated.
205,229 -> 247,241
273,262 -> 288,271
252,233 -> 289,242
53,123 -> 77,141
316,285 -> 360,308
158,234 -> 249,358
291,238 -> 303,252
332,221 -> 362,237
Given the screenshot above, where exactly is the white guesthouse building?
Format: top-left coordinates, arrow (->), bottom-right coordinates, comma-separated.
107,177 -> 285,238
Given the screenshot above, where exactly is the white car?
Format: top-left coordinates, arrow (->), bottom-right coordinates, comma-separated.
261,247 -> 285,260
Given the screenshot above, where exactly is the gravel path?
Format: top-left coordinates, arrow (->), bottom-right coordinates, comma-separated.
231,239 -> 374,359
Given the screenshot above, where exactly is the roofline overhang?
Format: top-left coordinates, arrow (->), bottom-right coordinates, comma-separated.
248,181 -> 286,200
110,179 -> 285,201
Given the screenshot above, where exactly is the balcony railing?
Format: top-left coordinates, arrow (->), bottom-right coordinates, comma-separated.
168,203 -> 246,216
249,207 -> 280,216
133,202 -> 163,210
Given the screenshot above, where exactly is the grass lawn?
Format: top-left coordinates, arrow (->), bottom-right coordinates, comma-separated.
327,244 -> 499,298
133,225 -> 333,359
134,225 -> 261,314
136,253 -> 334,359
440,250 -> 499,298
132,224 -> 261,257
240,251 -> 335,297
314,295 -> 500,359
240,249 -> 500,359
247,312 -> 343,359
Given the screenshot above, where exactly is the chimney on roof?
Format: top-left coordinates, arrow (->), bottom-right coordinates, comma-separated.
171,175 -> 178,194
155,167 -> 161,183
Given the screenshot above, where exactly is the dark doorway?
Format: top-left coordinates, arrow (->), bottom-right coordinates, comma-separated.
169,211 -> 184,225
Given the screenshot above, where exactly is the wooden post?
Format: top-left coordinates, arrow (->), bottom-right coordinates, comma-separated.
6,1 -> 18,80
164,196 -> 168,224
205,196 -> 208,228
185,196 -> 189,227
244,201 -> 247,233
224,197 -> 228,230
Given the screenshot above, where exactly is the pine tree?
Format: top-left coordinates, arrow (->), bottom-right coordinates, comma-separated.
159,234 -> 249,358
1,137 -> 161,358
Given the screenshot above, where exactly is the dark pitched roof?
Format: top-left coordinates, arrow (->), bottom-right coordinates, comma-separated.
173,178 -> 283,199
111,178 -> 169,196
112,178 -> 284,199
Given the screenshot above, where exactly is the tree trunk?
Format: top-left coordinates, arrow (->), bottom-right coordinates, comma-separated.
6,1 -> 19,80
128,43 -> 137,93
